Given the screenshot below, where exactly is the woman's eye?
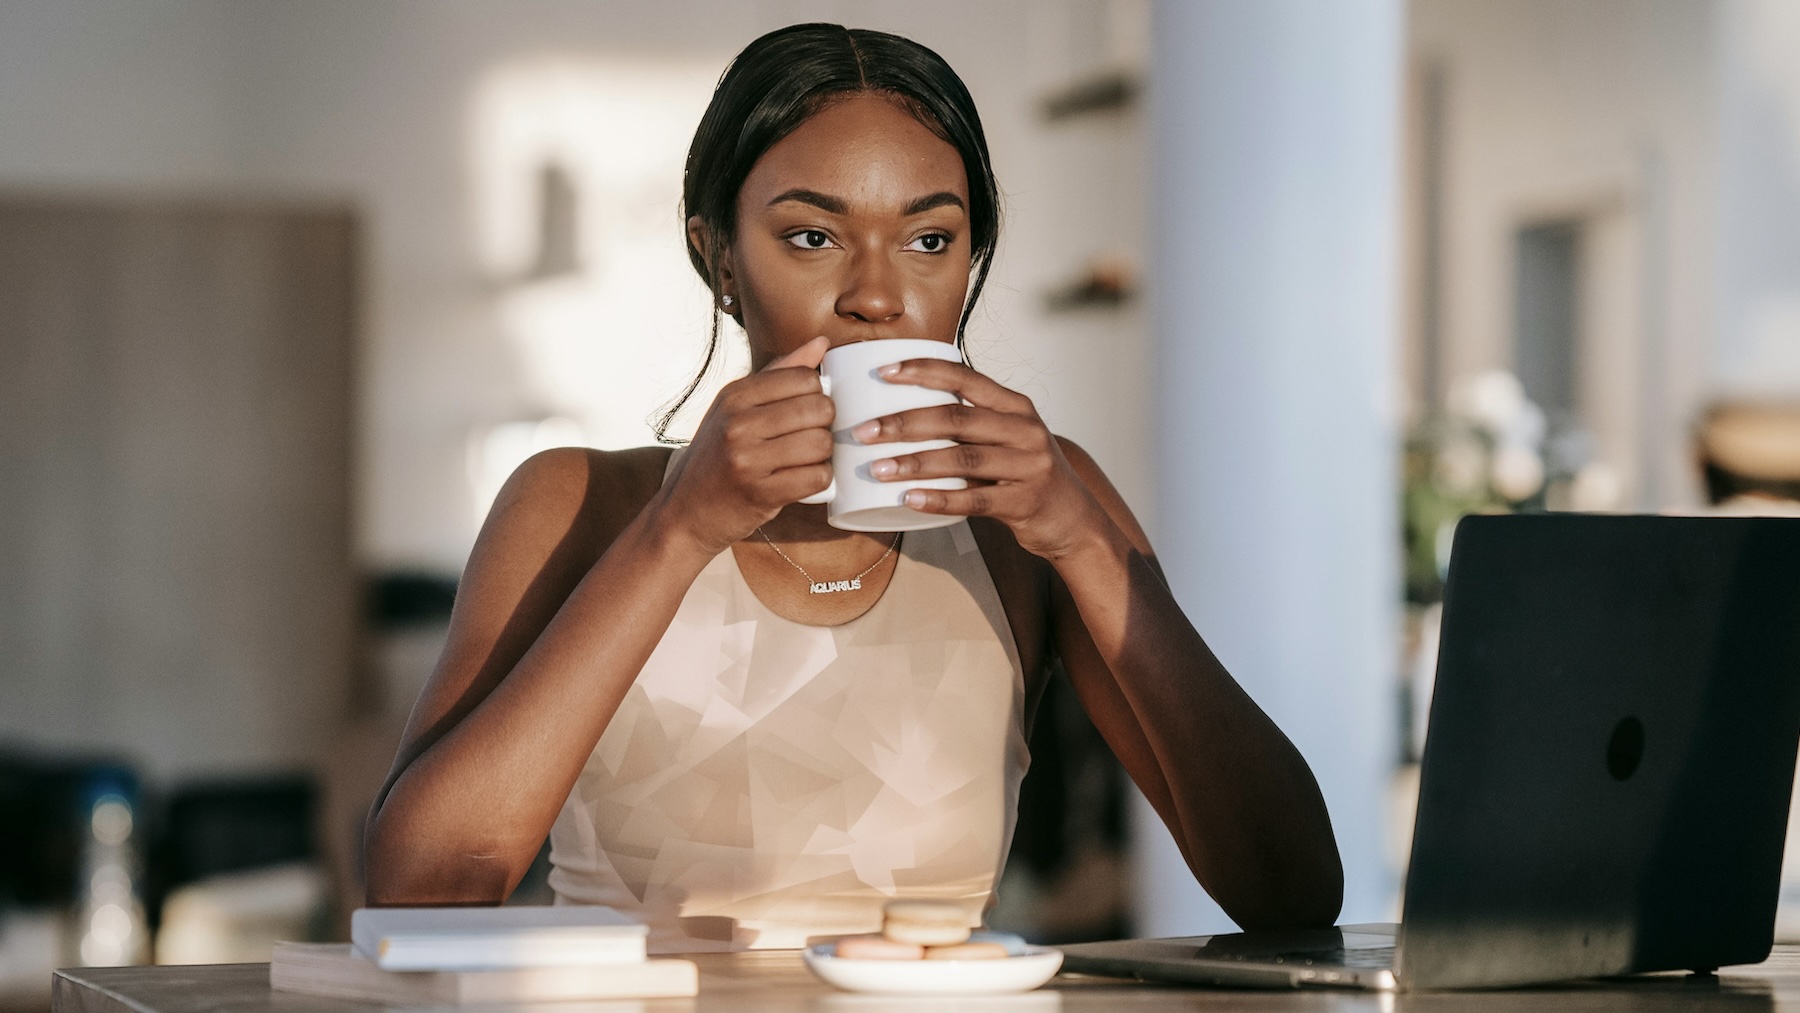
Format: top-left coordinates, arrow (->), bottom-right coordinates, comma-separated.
907,233 -> 950,254
787,230 -> 833,250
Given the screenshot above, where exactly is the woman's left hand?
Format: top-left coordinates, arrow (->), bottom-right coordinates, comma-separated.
853,358 -> 1110,561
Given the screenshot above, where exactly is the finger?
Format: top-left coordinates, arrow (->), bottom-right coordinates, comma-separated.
730,391 -> 834,440
853,402 -> 1041,447
730,365 -> 826,407
900,484 -> 1016,518
763,461 -> 834,506
759,427 -> 834,471
762,335 -> 829,372
871,444 -> 1042,484
877,357 -> 1034,414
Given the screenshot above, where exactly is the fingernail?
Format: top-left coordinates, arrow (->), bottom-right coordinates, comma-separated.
853,419 -> 881,442
870,459 -> 897,478
878,363 -> 903,378
904,490 -> 927,508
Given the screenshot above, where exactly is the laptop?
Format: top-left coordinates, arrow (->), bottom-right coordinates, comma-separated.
1060,514 -> 1800,990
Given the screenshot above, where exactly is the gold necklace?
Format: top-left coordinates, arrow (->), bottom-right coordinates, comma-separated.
756,527 -> 901,594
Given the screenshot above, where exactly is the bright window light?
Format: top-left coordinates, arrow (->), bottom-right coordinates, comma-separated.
467,60 -> 746,522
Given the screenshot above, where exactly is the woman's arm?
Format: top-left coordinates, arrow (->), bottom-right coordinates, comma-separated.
363,447 -> 717,904
1044,439 -> 1343,929
856,361 -> 1343,929
365,339 -> 837,905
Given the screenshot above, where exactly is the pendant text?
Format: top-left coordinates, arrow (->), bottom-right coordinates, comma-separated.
809,578 -> 863,594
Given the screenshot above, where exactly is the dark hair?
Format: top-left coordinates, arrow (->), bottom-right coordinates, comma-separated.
656,22 -> 1002,442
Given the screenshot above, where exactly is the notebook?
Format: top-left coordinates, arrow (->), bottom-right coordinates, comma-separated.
351,905 -> 647,970
271,943 -> 698,1003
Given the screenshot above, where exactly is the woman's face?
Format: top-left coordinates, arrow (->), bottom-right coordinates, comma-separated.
713,92 -> 974,368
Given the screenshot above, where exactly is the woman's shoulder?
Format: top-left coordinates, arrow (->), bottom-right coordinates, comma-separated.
505,444 -> 674,504
521,443 -> 673,485
491,445 -> 676,560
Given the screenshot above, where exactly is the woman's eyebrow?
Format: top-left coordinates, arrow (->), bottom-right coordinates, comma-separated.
903,191 -> 966,216
767,188 -> 848,214
765,188 -> 967,217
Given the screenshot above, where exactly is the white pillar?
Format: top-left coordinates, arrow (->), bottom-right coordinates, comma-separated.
1137,0 -> 1403,935
1715,0 -> 1800,397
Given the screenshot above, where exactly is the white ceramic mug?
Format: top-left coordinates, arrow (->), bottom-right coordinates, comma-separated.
800,338 -> 967,532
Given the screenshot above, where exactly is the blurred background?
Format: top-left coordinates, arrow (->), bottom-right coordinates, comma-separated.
4,0 -> 1800,1006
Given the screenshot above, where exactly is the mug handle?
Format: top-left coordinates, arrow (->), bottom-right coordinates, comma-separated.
799,372 -> 835,505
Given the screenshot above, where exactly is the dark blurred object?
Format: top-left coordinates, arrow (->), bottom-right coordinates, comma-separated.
1043,254 -> 1136,312
348,570 -> 457,719
526,161 -> 581,281
1005,661 -> 1131,944
145,775 -> 316,928
1698,403 -> 1800,505
0,752 -> 138,911
365,572 -> 458,632
1040,68 -> 1140,121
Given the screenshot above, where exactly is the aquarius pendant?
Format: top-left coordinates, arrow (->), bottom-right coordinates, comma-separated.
759,526 -> 898,596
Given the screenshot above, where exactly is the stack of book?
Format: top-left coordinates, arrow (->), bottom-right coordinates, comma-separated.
270,907 -> 697,1004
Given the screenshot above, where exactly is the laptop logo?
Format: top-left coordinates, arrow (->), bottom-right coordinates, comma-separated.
1607,716 -> 1645,780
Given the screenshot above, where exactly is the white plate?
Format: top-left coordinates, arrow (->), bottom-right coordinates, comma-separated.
803,934 -> 1063,996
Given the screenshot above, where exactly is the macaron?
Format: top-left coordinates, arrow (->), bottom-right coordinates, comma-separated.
835,934 -> 925,960
924,941 -> 1010,960
881,900 -> 973,946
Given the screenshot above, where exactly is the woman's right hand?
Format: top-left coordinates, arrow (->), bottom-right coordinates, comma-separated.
656,335 -> 835,556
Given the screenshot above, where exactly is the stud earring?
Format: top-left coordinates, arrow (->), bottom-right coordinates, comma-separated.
721,294 -> 735,309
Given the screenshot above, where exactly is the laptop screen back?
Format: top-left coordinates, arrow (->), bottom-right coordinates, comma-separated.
1397,514 -> 1800,990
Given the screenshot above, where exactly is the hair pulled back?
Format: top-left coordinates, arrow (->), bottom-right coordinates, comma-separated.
657,22 -> 1001,442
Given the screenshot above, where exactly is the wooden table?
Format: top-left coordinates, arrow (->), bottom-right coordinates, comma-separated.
50,948 -> 1800,1011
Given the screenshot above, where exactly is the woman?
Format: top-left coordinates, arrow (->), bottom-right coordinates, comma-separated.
364,23 -> 1342,951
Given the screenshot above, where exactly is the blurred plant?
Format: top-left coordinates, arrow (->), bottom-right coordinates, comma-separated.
1403,371 -> 1615,603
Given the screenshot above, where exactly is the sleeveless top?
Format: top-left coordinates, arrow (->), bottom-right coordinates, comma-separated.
547,448 -> 1030,953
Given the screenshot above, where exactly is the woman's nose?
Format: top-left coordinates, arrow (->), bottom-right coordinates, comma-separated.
834,249 -> 905,324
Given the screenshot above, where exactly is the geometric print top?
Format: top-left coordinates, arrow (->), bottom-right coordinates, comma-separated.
548,451 -> 1029,953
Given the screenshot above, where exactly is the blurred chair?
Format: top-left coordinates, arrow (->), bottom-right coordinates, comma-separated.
1697,402 -> 1800,511
147,776 -> 325,964
153,863 -> 326,965
151,776 -> 316,890
0,753 -> 86,911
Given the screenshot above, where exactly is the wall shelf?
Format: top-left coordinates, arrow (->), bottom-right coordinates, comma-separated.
1039,68 -> 1141,122
1043,256 -> 1137,312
